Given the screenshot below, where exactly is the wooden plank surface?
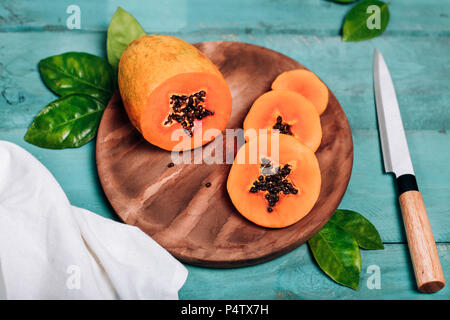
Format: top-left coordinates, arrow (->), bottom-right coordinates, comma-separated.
1,0 -> 449,34
1,33 -> 449,131
95,42 -> 353,267
180,244 -> 450,300
0,0 -> 449,299
2,128 -> 449,243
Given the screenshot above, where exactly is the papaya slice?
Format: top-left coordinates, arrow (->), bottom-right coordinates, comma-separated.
271,69 -> 329,115
227,133 -> 321,228
118,35 -> 232,151
243,90 -> 322,152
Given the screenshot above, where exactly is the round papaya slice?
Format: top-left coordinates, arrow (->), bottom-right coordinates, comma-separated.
118,35 -> 232,151
227,133 -> 321,228
243,90 -> 322,152
271,69 -> 329,115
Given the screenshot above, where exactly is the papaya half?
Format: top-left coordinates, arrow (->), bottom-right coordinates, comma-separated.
118,35 -> 232,151
271,69 -> 329,115
227,133 -> 321,228
243,90 -> 322,152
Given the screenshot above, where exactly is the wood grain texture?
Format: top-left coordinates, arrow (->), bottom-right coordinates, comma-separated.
180,244 -> 450,300
96,41 -> 353,267
1,0 -> 448,34
1,0 -> 449,299
2,31 -> 449,243
2,32 -> 449,133
399,190 -> 445,293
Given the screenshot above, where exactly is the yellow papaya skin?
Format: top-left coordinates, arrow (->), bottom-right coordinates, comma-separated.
118,35 -> 232,151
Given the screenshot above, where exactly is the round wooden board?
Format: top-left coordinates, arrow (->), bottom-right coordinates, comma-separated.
96,41 -> 353,268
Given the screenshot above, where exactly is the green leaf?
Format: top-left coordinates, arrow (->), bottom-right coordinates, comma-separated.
39,52 -> 115,102
308,223 -> 361,290
107,7 -> 146,74
329,209 -> 384,250
24,94 -> 106,149
342,0 -> 389,42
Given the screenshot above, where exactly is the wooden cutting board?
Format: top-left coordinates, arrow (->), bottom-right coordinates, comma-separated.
96,41 -> 353,268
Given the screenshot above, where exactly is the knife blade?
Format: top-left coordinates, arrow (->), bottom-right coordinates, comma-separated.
373,49 -> 445,293
373,49 -> 414,178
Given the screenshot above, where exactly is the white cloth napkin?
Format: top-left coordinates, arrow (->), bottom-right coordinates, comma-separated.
0,141 -> 188,299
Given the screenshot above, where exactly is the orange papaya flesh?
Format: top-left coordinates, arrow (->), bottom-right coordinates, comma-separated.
142,72 -> 232,151
227,134 -> 321,228
271,69 -> 329,115
243,90 -> 322,152
118,35 -> 232,151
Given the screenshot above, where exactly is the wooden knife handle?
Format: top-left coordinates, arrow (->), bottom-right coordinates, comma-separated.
399,189 -> 445,293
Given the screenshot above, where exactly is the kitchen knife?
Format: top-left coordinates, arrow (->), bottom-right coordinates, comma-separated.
373,49 -> 445,293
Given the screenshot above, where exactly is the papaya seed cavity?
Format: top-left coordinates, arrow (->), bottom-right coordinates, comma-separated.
272,116 -> 292,135
164,90 -> 214,136
249,158 -> 298,212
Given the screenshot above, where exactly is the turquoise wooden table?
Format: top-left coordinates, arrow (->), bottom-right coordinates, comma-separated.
1,0 -> 449,299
